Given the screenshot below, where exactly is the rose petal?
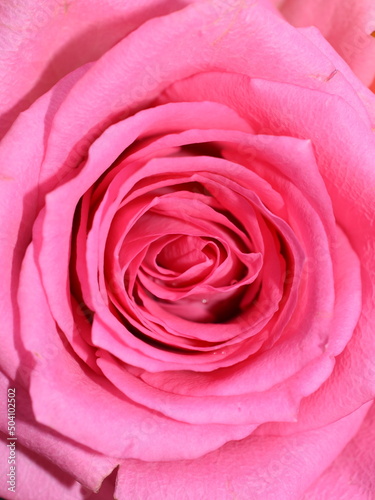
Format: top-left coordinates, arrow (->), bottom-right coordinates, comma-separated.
115,402 -> 371,500
97,349 -> 335,426
0,0 -> 195,137
0,67 -> 84,381
0,372 -> 117,491
297,26 -> 375,124
278,0 -> 375,86
0,433 -> 90,500
302,402 -> 375,500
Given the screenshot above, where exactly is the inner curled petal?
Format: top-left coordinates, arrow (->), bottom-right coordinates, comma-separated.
110,187 -> 265,324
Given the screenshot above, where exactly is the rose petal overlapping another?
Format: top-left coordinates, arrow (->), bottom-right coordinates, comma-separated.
1,0 -> 375,499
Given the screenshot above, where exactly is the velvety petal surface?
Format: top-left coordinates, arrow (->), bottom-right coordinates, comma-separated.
302,402 -> 375,500
115,402 -> 371,500
277,0 -> 375,86
0,434 -> 90,500
0,0 -> 196,137
0,371 -> 118,492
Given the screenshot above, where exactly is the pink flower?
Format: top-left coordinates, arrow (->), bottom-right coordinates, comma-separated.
0,1 -> 374,498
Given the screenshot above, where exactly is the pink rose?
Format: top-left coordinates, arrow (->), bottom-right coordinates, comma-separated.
1,1 -> 374,499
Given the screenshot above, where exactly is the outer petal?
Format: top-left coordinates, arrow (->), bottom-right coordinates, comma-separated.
36,0 -> 375,186
278,0 -> 375,86
0,432 -> 117,499
0,435 -> 89,500
0,0 -> 195,137
0,371 -> 118,492
297,26 -> 375,121
115,402 -> 371,500
0,69 -> 84,382
303,402 -> 375,500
